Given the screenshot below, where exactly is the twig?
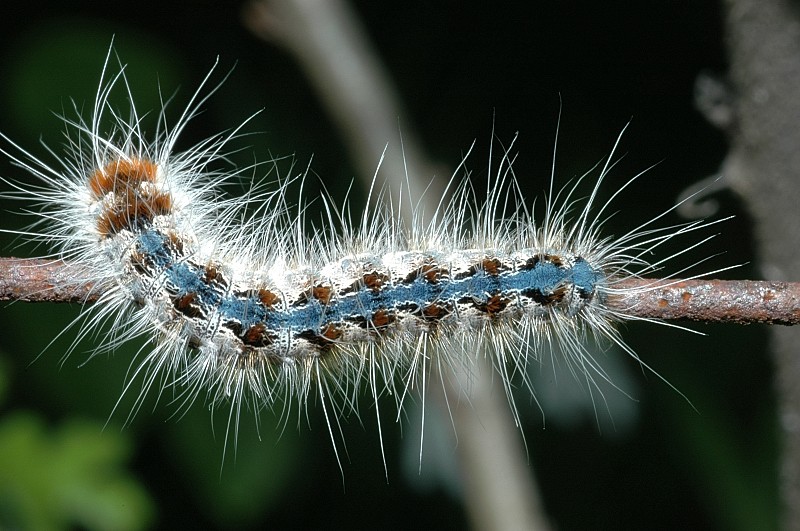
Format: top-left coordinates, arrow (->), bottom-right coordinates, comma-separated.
0,258 -> 97,303
615,278 -> 800,325
2,257 -> 798,325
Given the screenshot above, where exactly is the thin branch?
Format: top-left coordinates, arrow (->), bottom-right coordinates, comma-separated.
1,257 -> 798,325
0,258 -> 97,303
615,278 -> 800,325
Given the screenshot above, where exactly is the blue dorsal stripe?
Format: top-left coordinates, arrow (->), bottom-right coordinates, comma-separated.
136,229 -> 602,338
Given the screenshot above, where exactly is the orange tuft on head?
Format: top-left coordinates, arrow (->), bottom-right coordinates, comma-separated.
95,189 -> 173,236
88,157 -> 159,198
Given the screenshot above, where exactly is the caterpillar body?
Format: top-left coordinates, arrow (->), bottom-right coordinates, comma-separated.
1,55 -> 722,459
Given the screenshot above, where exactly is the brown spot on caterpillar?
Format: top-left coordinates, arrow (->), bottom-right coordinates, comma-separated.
363,272 -> 389,292
312,285 -> 332,304
522,286 -> 568,306
243,322 -> 273,347
296,327 -> 340,350
405,262 -> 447,284
544,254 -> 564,267
88,157 -> 159,198
370,309 -> 395,330
455,257 -> 508,279
204,263 -> 228,287
480,258 -> 505,276
257,289 -> 281,307
341,272 -> 390,295
422,303 -> 451,320
320,324 -> 342,341
551,285 -> 568,303
225,321 -> 276,349
347,309 -> 396,331
474,294 -> 510,315
297,284 -> 333,305
523,254 -> 565,270
174,292 -> 204,319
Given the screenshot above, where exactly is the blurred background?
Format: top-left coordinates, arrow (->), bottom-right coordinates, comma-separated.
0,1 -> 776,529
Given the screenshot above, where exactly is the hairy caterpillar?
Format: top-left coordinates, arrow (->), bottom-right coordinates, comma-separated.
0,52 -> 725,465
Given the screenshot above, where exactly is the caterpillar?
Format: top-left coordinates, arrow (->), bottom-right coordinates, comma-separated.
0,52 -> 725,464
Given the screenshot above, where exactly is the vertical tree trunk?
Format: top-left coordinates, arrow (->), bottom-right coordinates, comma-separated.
722,1 -> 800,528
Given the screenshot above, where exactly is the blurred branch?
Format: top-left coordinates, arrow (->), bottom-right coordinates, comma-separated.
243,1 -> 547,530
242,0 -> 444,210
718,1 -> 800,528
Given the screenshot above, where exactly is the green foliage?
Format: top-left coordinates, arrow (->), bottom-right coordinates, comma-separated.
0,413 -> 153,531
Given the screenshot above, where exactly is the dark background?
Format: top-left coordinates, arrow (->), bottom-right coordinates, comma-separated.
0,1 -> 776,530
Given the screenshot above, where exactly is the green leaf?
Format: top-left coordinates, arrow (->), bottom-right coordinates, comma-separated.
0,413 -> 154,530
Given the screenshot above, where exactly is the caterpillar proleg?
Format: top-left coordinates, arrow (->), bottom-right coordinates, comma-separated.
0,52 -> 727,464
